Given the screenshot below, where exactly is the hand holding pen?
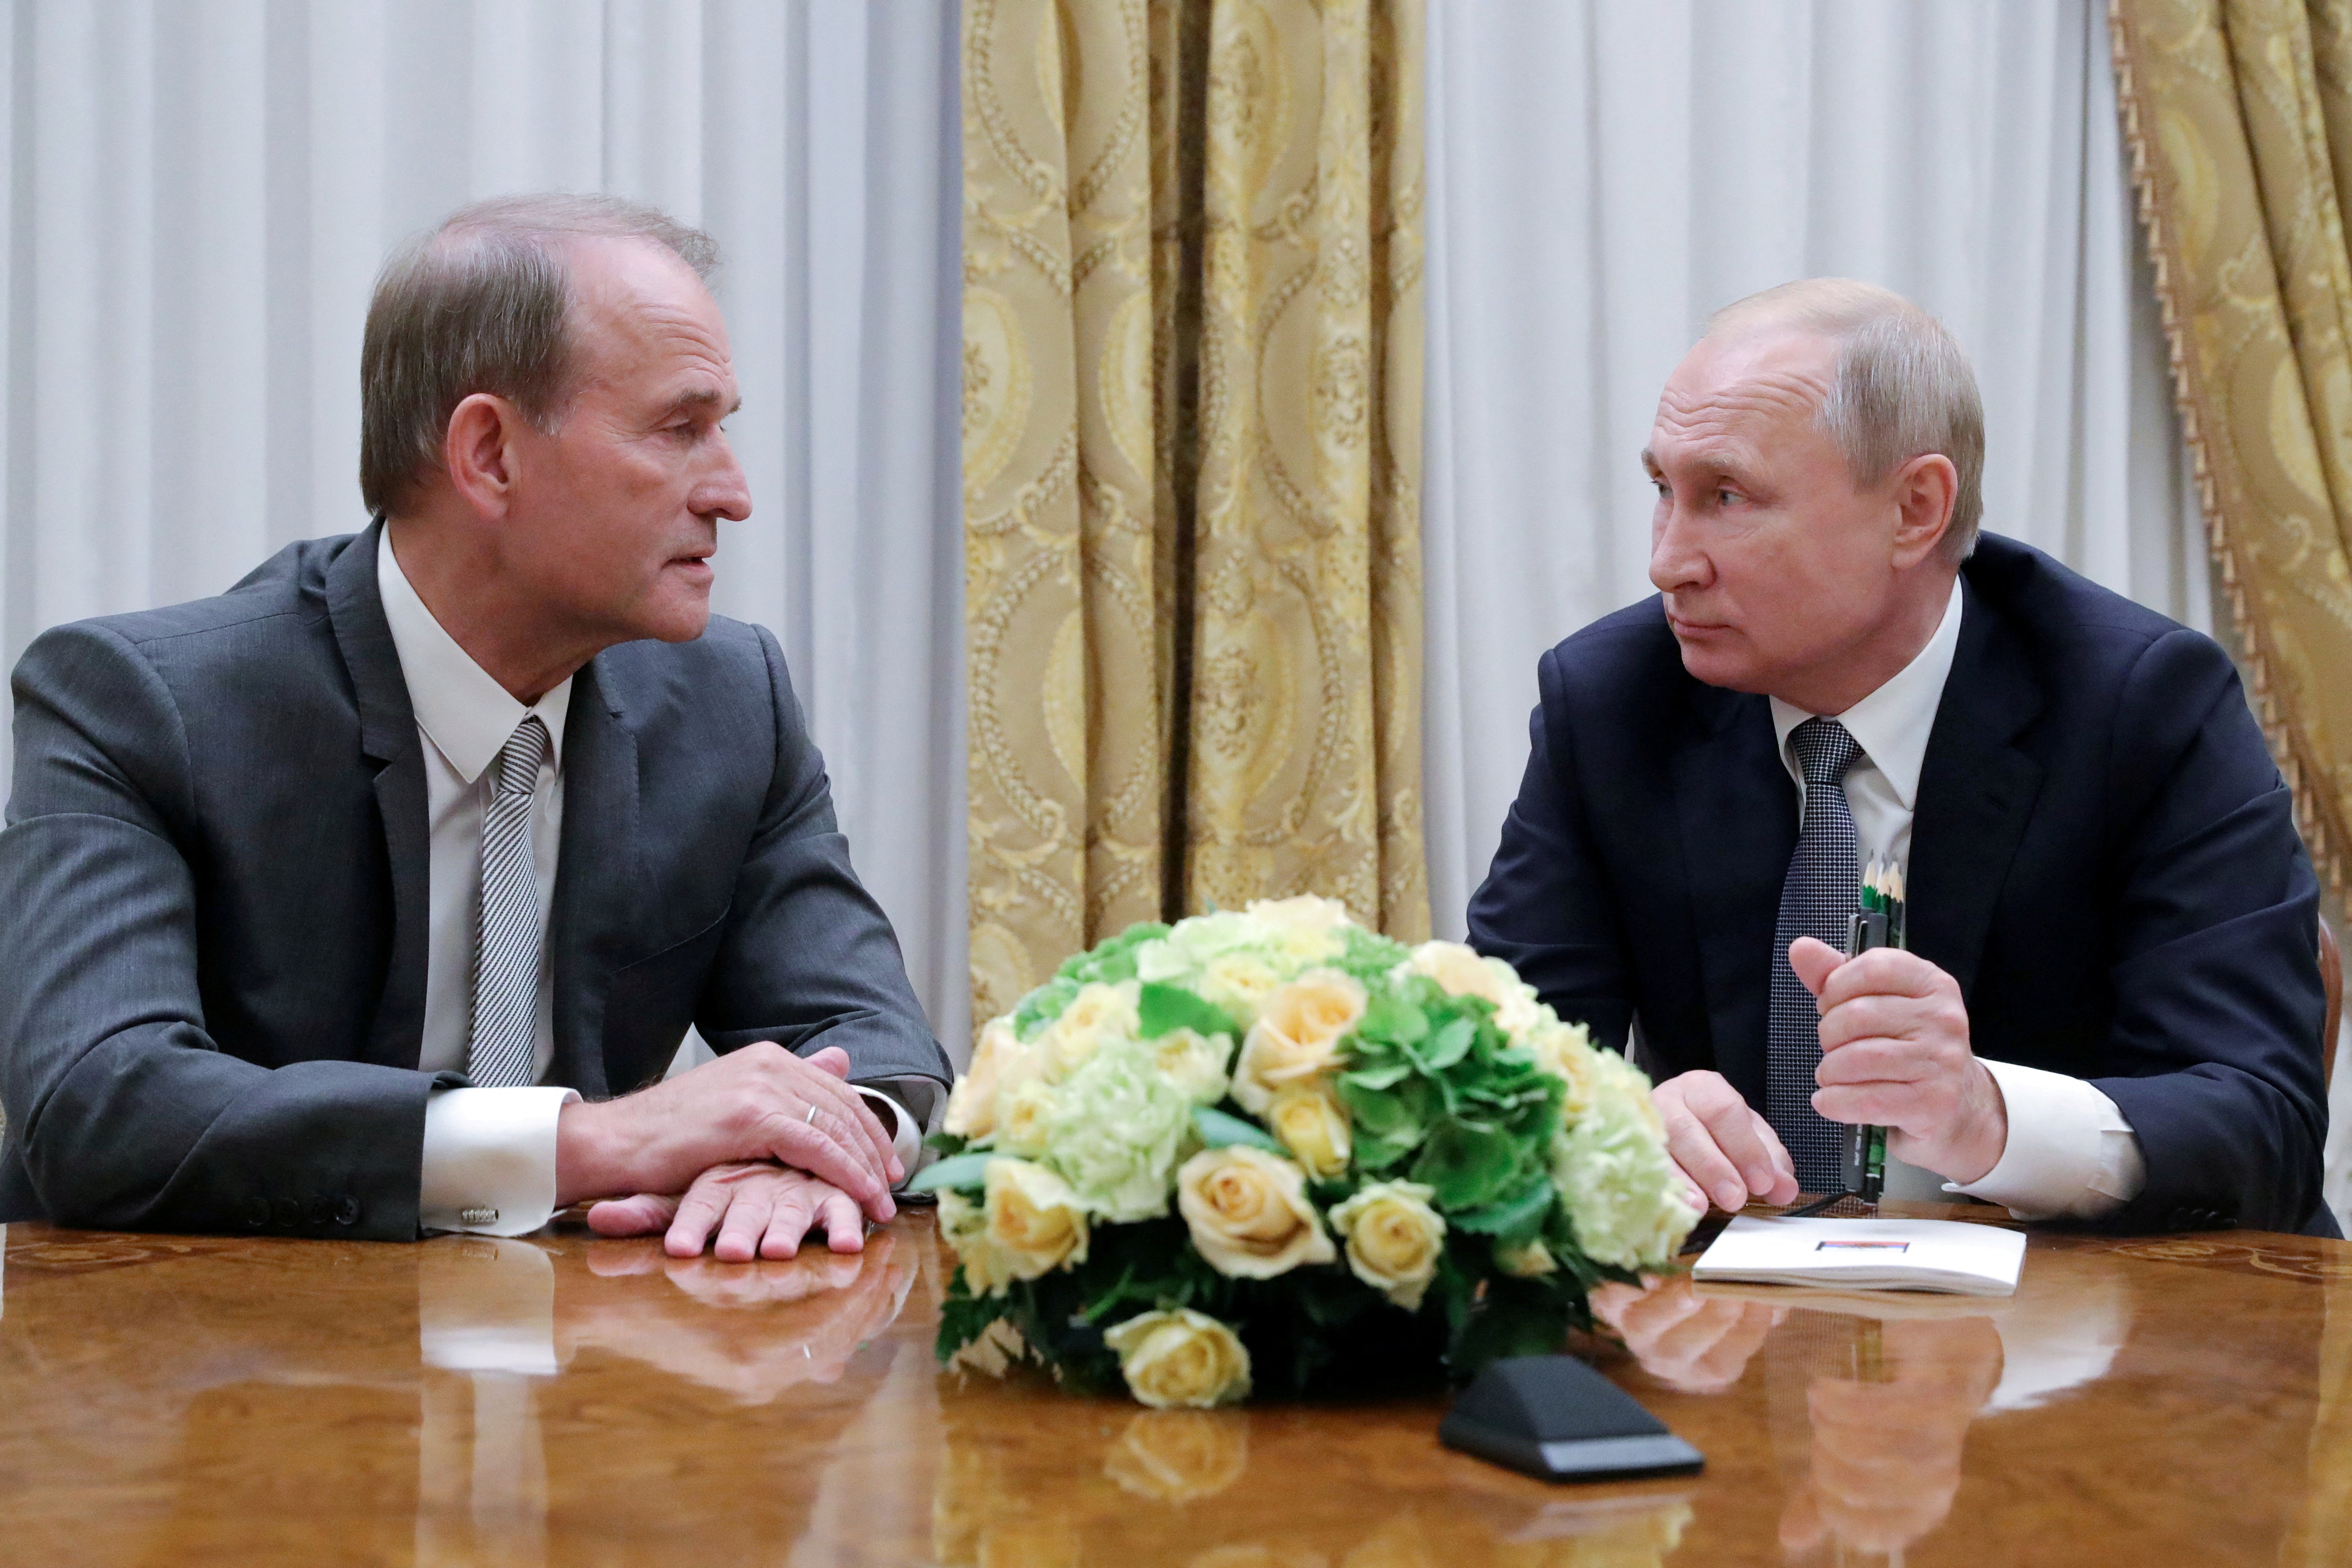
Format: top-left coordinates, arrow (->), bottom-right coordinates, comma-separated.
1784,894 -> 2009,1195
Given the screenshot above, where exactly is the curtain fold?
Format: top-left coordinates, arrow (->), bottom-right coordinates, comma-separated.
963,0 -> 1427,1025
2111,0 -> 2352,888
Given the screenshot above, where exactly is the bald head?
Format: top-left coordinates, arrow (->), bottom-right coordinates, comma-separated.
1704,279 -> 1984,564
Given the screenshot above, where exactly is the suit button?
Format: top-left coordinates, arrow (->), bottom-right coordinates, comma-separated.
273,1197 -> 301,1228
334,1197 -> 361,1226
306,1194 -> 332,1226
2166,1208 -> 2193,1230
244,1197 -> 269,1230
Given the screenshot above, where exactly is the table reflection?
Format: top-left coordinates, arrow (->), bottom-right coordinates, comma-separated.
931,1377 -> 1694,1568
1595,1250 -> 2138,1563
0,1221 -> 928,1565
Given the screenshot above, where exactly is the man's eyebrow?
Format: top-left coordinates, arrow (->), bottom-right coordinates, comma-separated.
670,386 -> 744,416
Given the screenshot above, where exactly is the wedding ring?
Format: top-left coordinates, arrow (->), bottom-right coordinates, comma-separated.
804,1104 -> 817,1125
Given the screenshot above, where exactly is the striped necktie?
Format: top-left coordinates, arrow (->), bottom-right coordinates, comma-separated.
1767,716 -> 1865,1191
467,715 -> 550,1088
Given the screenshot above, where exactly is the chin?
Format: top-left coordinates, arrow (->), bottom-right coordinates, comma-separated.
634,589 -> 713,644
1673,639 -> 1767,696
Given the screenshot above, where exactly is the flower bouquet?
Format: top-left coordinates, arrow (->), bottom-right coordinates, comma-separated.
914,897 -> 1698,1408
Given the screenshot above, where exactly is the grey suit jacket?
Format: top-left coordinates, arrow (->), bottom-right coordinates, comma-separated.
0,523 -> 951,1240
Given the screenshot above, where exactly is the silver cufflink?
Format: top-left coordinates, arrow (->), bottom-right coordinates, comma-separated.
460,1206 -> 500,1226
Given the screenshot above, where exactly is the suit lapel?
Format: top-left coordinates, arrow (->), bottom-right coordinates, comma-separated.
324,521 -> 432,1070
1671,681 -> 1797,1107
1908,578 -> 2045,1003
548,658 -> 638,1101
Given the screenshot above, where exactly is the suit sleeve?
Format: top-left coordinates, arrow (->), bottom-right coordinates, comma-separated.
2090,628 -> 2330,1235
1466,646 -> 1639,1051
694,626 -> 953,1090
0,623 -> 444,1240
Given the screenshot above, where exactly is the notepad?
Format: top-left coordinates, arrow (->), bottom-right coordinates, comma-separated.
1691,1215 -> 2025,1296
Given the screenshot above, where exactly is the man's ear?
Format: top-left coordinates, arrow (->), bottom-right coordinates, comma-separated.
1888,452 -> 1959,569
443,392 -> 525,522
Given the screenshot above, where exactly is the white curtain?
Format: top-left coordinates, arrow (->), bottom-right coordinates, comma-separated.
1421,0 -> 2209,942
0,0 -> 969,1056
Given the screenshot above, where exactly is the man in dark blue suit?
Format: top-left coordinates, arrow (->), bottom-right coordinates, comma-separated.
1468,279 -> 2331,1235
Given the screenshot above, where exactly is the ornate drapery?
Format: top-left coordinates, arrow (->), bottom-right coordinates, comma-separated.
2110,0 -> 2352,887
962,0 -> 1428,1026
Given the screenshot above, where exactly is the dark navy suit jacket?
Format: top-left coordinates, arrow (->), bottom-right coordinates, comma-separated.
0,524 -> 951,1241
1468,533 -> 2332,1235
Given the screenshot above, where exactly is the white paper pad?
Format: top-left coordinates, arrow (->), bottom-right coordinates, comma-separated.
1691,1215 -> 2025,1296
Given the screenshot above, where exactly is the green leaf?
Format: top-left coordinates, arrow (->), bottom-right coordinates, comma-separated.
1013,976 -> 1080,1040
1342,1058 -> 1415,1092
925,1130 -> 971,1156
1138,982 -> 1240,1042
1411,1119 -> 1521,1210
907,1151 -> 996,1194
1451,1176 -> 1556,1237
1352,1130 -> 1414,1172
1339,1073 -> 1436,1142
1417,1016 -> 1478,1072
1355,994 -> 1429,1046
1193,1104 -> 1285,1153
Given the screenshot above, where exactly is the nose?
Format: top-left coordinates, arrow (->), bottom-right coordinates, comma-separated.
695,433 -> 754,524
1649,494 -> 1711,596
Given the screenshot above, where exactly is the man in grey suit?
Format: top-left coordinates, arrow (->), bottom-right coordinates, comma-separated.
0,195 -> 951,1261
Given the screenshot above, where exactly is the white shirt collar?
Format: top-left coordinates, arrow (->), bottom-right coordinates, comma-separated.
1769,575 -> 1964,810
376,528 -> 572,785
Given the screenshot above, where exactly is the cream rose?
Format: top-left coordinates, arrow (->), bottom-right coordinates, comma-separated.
1400,941 -> 1544,1038
1151,1026 -> 1234,1105
993,1078 -> 1057,1157
944,1015 -> 1021,1138
938,1189 -> 1013,1297
1494,1237 -> 1559,1278
1197,952 -> 1282,1027
1036,979 -> 1142,1078
1102,1308 -> 1253,1408
1263,1082 -> 1351,1179
1327,1180 -> 1446,1310
1229,969 -> 1366,1113
1176,1146 -> 1337,1278
1244,893 -> 1353,966
982,1157 -> 1090,1280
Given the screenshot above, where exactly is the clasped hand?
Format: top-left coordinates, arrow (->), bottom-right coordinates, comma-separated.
1655,936 -> 2008,1211
554,1041 -> 903,1259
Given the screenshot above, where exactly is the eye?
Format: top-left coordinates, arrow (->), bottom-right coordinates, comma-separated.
1716,486 -> 1740,507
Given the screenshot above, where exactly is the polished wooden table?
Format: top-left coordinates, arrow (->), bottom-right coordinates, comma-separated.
0,1202 -> 2346,1565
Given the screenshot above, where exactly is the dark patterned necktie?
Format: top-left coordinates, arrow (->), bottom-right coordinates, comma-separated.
468,715 -> 549,1088
1768,717 -> 1865,1191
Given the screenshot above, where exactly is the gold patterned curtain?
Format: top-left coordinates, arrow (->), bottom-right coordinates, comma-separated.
961,0 -> 1429,1025
2110,0 -> 2352,889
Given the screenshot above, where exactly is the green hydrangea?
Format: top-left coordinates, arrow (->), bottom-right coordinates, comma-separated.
1550,1075 -> 1699,1271
1039,1033 -> 1197,1222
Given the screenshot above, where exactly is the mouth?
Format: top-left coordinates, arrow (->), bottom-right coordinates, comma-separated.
1665,611 -> 1730,638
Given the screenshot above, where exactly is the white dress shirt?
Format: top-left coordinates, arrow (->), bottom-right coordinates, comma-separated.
379,533 -> 920,1237
1766,576 -> 2146,1222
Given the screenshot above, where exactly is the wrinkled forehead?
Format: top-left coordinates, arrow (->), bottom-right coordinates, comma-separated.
1647,327 -> 1838,464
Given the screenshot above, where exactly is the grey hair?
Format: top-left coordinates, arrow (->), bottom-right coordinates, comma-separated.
1706,279 -> 1986,563
359,193 -> 720,516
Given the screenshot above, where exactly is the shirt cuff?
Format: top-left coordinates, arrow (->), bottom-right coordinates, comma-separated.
1946,1058 -> 2146,1222
420,1086 -> 580,1237
854,1082 -> 930,1189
